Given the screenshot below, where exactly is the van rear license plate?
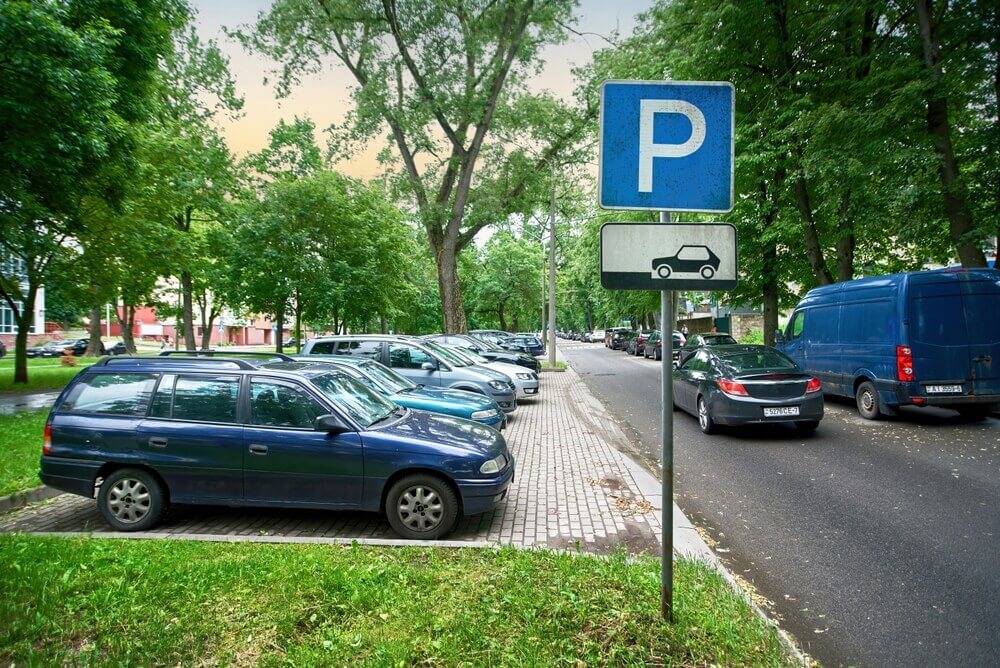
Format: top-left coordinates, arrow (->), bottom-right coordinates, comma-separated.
764,406 -> 799,417
926,385 -> 962,394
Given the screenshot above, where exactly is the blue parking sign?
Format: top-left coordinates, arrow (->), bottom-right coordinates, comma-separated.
599,80 -> 734,212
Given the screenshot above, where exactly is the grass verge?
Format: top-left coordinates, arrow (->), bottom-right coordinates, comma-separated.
0,536 -> 796,666
0,410 -> 47,496
541,360 -> 567,369
0,362 -> 92,393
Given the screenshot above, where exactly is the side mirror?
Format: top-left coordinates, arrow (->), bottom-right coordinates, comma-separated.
315,414 -> 351,435
421,361 -> 438,371
774,330 -> 786,345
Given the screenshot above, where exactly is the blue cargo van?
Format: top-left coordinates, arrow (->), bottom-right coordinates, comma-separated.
776,268 -> 1000,419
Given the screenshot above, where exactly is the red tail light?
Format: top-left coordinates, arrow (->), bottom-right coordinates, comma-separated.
42,424 -> 52,456
717,379 -> 750,396
896,345 -> 914,381
806,377 -> 822,393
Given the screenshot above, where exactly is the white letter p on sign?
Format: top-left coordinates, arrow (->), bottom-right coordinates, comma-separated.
638,99 -> 706,192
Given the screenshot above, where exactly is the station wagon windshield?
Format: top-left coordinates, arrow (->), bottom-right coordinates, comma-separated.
310,372 -> 397,427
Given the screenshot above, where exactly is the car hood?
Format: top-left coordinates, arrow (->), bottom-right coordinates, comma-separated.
483,361 -> 530,379
373,408 -> 505,458
467,364 -> 511,383
394,386 -> 497,414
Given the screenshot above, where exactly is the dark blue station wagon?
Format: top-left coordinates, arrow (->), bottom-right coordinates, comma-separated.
39,355 -> 515,540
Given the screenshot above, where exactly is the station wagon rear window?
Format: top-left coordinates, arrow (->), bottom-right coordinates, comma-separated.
61,373 -> 157,416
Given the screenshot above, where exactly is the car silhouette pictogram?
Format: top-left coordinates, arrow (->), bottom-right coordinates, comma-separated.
651,245 -> 721,279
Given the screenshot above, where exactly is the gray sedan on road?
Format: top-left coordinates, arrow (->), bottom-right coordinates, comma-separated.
673,345 -> 824,435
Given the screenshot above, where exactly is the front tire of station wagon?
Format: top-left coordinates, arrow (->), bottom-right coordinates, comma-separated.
98,468 -> 168,532
386,475 -> 459,540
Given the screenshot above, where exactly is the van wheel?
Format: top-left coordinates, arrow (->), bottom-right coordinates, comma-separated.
385,474 -> 459,540
97,468 -> 168,531
855,381 -> 881,420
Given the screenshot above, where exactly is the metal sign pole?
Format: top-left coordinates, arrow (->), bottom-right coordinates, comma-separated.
660,210 -> 674,622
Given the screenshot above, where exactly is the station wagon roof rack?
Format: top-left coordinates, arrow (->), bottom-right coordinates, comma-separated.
95,355 -> 258,370
157,350 -> 296,362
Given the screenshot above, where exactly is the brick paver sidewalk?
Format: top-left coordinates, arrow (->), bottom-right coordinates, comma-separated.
0,365 -> 664,554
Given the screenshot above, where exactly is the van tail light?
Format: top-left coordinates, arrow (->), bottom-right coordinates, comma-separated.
805,377 -> 822,394
42,423 -> 52,456
896,345 -> 915,382
717,379 -> 750,397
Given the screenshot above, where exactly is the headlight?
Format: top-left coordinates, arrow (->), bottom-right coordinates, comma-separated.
516,373 -> 531,380
479,453 -> 508,474
471,408 -> 499,420
488,380 -> 507,391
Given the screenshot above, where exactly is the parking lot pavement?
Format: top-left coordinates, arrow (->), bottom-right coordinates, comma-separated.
0,368 -> 664,554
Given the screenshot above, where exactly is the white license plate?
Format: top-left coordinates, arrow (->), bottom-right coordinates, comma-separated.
925,385 -> 962,394
763,406 -> 800,417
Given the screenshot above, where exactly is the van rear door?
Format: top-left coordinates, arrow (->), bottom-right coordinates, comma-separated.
907,277 -> 971,393
961,274 -> 1000,396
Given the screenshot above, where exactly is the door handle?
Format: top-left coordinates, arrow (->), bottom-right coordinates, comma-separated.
148,437 -> 168,448
248,444 -> 268,456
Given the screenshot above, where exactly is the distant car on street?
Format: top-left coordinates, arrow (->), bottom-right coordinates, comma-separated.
677,332 -> 738,366
651,245 -> 721,280
107,342 -> 129,356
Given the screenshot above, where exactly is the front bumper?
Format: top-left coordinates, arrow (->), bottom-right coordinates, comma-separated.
491,391 -> 517,413
512,376 -> 540,398
456,458 -> 515,515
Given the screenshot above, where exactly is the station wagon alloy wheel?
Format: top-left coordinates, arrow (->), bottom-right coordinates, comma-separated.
385,474 -> 459,540
108,478 -> 151,523
396,485 -> 444,532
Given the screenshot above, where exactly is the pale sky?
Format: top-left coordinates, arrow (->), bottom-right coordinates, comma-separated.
191,0 -> 652,180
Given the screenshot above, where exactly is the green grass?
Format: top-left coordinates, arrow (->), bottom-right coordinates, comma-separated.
0,359 -> 95,393
541,360 -> 567,369
0,536 -> 795,666
0,410 -> 47,496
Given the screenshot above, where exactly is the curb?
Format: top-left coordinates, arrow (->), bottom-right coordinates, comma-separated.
0,485 -> 63,515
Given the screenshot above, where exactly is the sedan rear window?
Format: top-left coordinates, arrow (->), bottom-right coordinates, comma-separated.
719,349 -> 798,372
61,373 -> 157,416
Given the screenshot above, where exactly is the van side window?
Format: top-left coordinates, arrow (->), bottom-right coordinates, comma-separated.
250,379 -> 325,429
171,376 -> 240,423
388,343 -> 433,369
309,341 -> 335,354
788,312 -> 805,340
61,373 -> 157,416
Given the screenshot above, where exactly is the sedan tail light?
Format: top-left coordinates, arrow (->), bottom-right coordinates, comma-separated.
716,379 -> 750,397
896,345 -> 914,381
42,423 -> 52,456
805,377 -> 822,393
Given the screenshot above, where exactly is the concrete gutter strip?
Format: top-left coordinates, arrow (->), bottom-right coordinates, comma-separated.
0,486 -> 62,515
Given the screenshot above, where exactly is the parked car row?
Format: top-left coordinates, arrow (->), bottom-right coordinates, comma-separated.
39,331 -> 548,541
26,338 -> 106,358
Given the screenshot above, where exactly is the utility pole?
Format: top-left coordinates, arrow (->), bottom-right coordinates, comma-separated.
659,212 -> 674,622
548,161 -> 557,367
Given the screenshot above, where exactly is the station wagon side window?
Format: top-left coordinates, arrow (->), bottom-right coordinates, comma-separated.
61,373 -> 157,416
171,376 -> 240,423
788,311 -> 806,340
388,342 -> 433,369
677,246 -> 710,261
250,379 -> 326,429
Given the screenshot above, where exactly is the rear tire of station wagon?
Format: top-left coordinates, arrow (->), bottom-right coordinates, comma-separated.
97,468 -> 168,532
386,475 -> 459,540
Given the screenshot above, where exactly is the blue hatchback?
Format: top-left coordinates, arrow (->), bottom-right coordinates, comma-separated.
296,356 -> 506,430
39,355 -> 514,539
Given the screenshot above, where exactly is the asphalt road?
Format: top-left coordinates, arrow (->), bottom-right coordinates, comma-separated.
561,341 -> 999,668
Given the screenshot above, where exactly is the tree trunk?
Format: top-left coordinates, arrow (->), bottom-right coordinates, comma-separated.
294,288 -> 302,353
275,306 -> 285,353
792,171 -> 834,285
181,271 -> 196,350
498,302 -> 507,332
117,304 -> 137,353
10,286 -> 37,385
199,315 -> 214,351
435,237 -> 468,333
836,192 -> 856,282
86,303 -> 102,356
915,0 -> 987,268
